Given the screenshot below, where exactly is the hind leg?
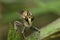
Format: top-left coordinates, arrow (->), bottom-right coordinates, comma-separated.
30,26 -> 40,33
30,26 -> 40,40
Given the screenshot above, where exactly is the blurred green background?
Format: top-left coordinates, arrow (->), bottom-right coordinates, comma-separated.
0,0 -> 60,40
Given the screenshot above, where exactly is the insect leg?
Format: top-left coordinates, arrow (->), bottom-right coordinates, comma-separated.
22,27 -> 27,40
30,26 -> 40,33
30,26 -> 40,40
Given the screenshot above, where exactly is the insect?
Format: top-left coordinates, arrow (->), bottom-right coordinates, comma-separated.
14,10 -> 40,40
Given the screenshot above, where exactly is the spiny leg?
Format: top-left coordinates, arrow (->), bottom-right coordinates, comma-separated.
14,21 -> 18,39
30,26 -> 40,40
30,26 -> 40,33
22,27 -> 27,40
14,21 -> 23,39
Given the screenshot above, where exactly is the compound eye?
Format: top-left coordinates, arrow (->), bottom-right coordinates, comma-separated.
25,17 -> 28,22
31,17 -> 34,21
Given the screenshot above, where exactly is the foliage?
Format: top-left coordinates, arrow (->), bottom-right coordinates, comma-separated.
0,0 -> 60,40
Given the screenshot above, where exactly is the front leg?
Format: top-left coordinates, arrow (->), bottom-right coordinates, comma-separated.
14,21 -> 23,39
14,21 -> 20,39
14,21 -> 22,31
14,21 -> 27,40
22,27 -> 27,40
